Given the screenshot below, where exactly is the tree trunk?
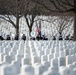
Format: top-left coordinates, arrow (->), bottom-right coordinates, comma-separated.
73,13 -> 76,41
16,16 -> 19,39
29,26 -> 32,36
73,0 -> 76,41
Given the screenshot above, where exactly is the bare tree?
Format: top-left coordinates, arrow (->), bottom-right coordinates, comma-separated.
24,1 -> 41,36
0,0 -> 25,38
0,0 -> 40,37
24,15 -> 36,36
32,0 -> 76,41
50,16 -> 74,36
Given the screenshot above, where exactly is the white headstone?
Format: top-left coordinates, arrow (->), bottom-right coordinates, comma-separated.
51,58 -> 58,67
58,57 -> 66,67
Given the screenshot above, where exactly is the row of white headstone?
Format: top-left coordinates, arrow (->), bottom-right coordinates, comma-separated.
0,16 -> 73,40
0,40 -> 76,75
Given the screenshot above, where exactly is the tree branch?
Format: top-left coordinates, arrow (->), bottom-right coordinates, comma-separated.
0,15 -> 16,28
